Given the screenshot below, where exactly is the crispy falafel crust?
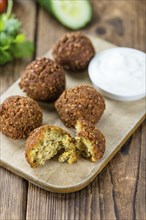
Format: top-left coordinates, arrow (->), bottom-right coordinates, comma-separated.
26,125 -> 77,168
55,85 -> 105,128
53,32 -> 95,71
26,125 -> 47,167
75,119 -> 106,162
19,58 -> 65,101
0,96 -> 42,139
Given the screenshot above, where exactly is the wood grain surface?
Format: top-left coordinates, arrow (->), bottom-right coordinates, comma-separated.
0,0 -> 146,219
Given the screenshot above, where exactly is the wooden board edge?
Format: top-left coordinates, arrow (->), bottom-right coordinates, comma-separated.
1,113 -> 145,193
0,79 -> 20,100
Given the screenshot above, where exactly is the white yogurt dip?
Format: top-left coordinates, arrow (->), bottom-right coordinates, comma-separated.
88,47 -> 146,101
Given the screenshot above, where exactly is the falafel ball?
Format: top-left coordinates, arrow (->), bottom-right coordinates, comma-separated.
75,119 -> 106,162
19,58 -> 66,102
55,85 -> 105,128
25,125 -> 77,167
52,32 -> 95,71
0,96 -> 42,139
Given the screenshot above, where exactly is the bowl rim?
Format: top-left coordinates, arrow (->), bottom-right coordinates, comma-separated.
88,47 -> 146,101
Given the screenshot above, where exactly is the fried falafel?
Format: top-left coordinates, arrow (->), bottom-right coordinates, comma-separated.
19,58 -> 65,102
53,32 -> 95,71
0,96 -> 42,139
55,85 -> 105,128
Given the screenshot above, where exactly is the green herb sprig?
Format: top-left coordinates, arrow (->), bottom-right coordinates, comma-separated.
0,0 -> 34,65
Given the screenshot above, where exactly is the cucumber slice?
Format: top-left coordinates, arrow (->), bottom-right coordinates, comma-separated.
37,0 -> 52,13
50,0 -> 92,30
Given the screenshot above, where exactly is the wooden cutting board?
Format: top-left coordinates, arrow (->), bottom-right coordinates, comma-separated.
0,36 -> 145,193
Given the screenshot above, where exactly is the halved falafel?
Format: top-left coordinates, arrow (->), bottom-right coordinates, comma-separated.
19,58 -> 66,102
0,96 -> 42,139
25,125 -> 77,167
75,119 -> 106,162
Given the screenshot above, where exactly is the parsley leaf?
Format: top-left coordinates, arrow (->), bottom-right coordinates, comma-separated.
10,41 -> 34,58
0,49 -> 12,65
0,32 -> 11,47
0,2 -> 34,66
4,18 -> 21,36
14,34 -> 25,43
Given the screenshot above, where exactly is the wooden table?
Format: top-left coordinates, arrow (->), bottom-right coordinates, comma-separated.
0,1 -> 145,219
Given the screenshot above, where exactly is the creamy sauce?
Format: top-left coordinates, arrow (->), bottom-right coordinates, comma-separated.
89,48 -> 145,97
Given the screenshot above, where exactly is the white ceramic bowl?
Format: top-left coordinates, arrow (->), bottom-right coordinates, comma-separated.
88,47 -> 146,101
